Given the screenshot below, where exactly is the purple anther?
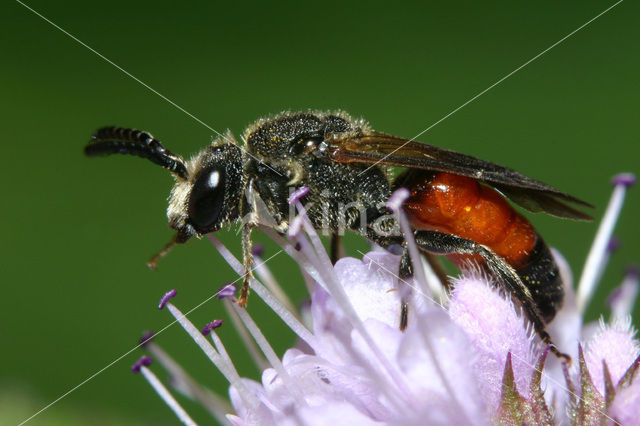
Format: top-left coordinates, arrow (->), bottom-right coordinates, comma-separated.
607,236 -> 621,253
158,289 -> 177,310
217,283 -> 237,300
611,173 -> 636,187
131,355 -> 153,373
288,186 -> 310,205
251,244 -> 265,257
626,264 -> 640,279
387,188 -> 410,212
294,242 -> 302,251
201,319 -> 224,336
139,331 -> 155,347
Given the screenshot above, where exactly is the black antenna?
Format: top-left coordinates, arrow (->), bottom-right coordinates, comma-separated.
85,126 -> 189,180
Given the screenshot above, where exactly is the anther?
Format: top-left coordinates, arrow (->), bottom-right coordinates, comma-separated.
201,320 -> 224,336
288,187 -> 310,205
387,188 -> 410,212
611,173 -> 636,187
131,355 -> 153,373
139,331 -> 155,347
159,289 -> 177,310
217,283 -> 237,300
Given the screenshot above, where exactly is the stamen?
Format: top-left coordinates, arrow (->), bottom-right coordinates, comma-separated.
299,268 -> 316,295
294,202 -> 336,275
207,235 -> 317,348
607,236 -> 621,253
252,249 -> 299,317
287,186 -> 310,204
131,355 -> 153,373
251,244 -> 265,257
132,356 -> 197,426
261,226 -> 324,285
222,301 -> 271,371
217,283 -> 237,300
577,173 -> 635,313
232,304 -> 307,406
608,265 -> 640,321
164,300 -> 260,409
287,228 -> 334,295
201,320 -> 223,335
159,289 -> 177,310
143,338 -> 233,424
258,226 -> 319,296
387,188 -> 433,298
139,331 -> 155,347
288,214 -> 304,237
206,324 -> 241,379
423,256 -> 447,302
386,187 -> 409,212
588,237 -> 622,298
611,173 -> 636,186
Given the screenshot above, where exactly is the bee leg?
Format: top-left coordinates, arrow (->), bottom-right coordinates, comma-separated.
365,232 -> 414,331
398,246 -> 413,331
412,230 -> 570,362
237,222 -> 255,307
396,247 -> 452,331
330,233 -> 342,264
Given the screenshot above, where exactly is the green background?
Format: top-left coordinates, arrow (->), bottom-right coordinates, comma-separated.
2,1 -> 638,424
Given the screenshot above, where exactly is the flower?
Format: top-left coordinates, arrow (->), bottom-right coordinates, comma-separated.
132,174 -> 638,425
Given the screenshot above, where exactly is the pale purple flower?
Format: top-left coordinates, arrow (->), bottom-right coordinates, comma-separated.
132,174 -> 638,425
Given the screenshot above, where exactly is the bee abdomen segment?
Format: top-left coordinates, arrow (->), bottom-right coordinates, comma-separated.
401,171 -> 536,266
516,237 -> 564,323
399,170 -> 563,322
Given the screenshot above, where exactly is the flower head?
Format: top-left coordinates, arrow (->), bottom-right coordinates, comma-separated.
132,174 -> 638,425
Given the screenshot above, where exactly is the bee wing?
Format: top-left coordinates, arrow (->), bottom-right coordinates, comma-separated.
328,133 -> 593,221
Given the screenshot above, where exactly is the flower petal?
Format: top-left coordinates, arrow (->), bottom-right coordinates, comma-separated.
448,273 -> 538,412
584,318 -> 640,396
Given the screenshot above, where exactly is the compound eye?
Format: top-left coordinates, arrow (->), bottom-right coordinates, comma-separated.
188,167 -> 226,231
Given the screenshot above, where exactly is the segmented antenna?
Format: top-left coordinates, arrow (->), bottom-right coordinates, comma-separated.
85,126 -> 189,179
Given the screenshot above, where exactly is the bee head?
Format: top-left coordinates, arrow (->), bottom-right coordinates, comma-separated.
168,141 -> 244,242
85,127 -> 244,245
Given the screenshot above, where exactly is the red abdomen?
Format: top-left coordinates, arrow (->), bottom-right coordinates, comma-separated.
401,171 -> 536,268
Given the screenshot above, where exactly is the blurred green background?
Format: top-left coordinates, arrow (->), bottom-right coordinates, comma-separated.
1,0 -> 638,424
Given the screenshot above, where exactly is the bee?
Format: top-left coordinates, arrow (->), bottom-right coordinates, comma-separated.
85,111 -> 592,356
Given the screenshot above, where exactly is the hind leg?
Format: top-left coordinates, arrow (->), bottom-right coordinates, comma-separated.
406,229 -> 569,361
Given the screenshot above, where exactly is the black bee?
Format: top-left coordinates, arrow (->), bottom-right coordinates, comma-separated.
85,111 -> 592,356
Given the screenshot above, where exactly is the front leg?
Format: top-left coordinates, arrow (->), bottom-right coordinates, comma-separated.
237,176 -> 260,307
237,221 -> 255,307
